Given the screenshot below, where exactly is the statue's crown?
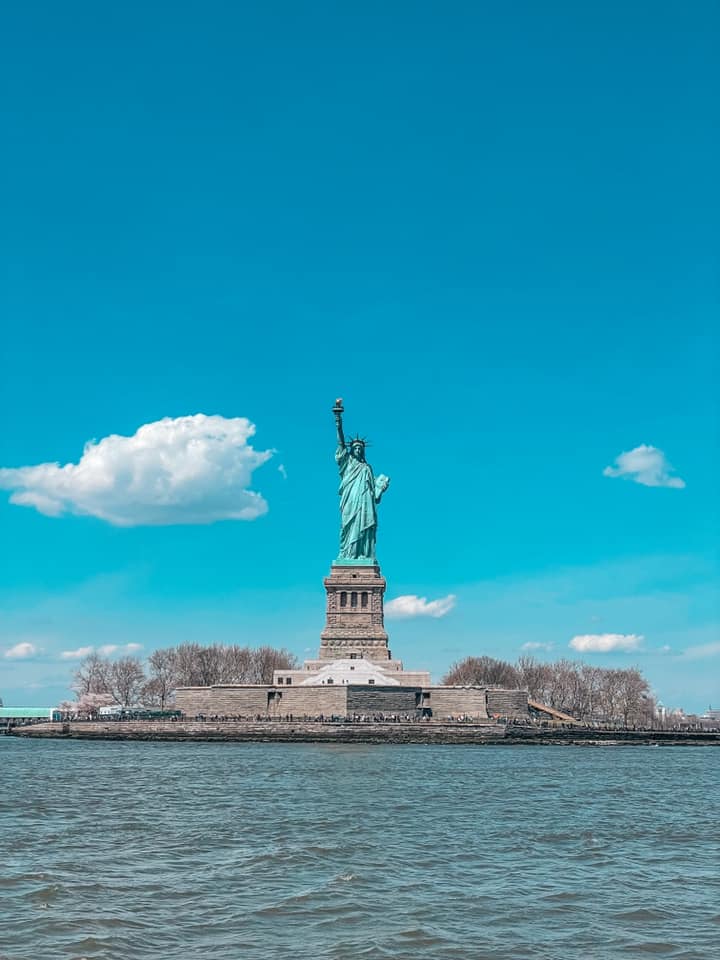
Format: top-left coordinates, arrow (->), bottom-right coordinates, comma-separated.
348,435 -> 370,448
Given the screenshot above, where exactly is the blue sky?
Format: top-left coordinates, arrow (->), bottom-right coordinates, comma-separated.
1,1 -> 718,711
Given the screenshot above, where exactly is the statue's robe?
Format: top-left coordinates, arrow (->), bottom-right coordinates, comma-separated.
336,445 -> 377,560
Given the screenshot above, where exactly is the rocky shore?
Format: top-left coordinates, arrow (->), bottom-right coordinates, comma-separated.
9,720 -> 720,745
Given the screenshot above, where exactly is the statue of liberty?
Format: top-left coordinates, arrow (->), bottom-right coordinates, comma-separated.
333,399 -> 390,562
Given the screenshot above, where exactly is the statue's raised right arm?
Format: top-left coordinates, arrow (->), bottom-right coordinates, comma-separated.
333,397 -> 345,451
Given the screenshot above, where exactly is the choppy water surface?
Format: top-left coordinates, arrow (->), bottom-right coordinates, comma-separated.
1,740 -> 718,960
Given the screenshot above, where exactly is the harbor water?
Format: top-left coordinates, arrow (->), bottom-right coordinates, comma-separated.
1,739 -> 718,960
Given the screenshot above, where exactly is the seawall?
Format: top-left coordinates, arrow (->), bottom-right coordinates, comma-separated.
9,721 -> 720,745
10,719 -> 506,744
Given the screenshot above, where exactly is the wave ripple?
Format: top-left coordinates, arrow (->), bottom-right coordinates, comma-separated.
1,741 -> 718,960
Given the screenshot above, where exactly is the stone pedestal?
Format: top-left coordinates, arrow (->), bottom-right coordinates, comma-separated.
319,563 -> 390,660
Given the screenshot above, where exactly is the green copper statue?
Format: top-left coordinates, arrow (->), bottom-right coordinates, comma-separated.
333,399 -> 390,563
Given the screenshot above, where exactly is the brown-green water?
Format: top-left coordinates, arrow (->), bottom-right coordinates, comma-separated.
1,739 -> 718,960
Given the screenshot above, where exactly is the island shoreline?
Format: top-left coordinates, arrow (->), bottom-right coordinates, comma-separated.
7,720 -> 720,746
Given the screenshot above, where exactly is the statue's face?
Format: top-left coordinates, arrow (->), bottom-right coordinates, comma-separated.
351,442 -> 365,461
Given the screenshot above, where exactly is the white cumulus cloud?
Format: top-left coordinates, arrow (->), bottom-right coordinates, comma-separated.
603,445 -> 685,489
60,646 -> 95,660
4,641 -> 39,659
385,594 -> 456,619
0,415 -> 273,526
569,633 -> 644,653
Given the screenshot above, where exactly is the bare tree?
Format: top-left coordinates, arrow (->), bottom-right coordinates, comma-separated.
147,642 -> 298,690
146,648 -> 179,708
598,668 -> 623,722
219,644 -> 254,682
249,646 -> 298,683
172,643 -> 223,686
67,643 -> 298,711
449,653 -> 655,725
72,652 -> 111,697
172,643 -> 202,686
443,656 -> 521,688
577,664 -> 603,719
616,667 -> 651,726
196,645 -> 224,686
106,656 -> 146,707
517,656 -> 554,702
548,659 -> 578,713
140,678 -> 167,708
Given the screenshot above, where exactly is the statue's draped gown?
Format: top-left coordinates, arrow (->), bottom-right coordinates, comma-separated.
336,445 -> 377,560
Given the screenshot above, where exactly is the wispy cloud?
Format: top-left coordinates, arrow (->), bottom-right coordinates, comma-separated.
62,643 -> 143,660
521,641 -> 554,652
603,445 -> 685,489
98,643 -> 143,656
0,415 -> 273,526
60,646 -> 95,660
569,633 -> 644,653
679,641 -> 720,660
385,594 -> 456,619
4,641 -> 39,660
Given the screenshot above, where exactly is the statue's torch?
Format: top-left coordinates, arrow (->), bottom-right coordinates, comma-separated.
333,397 -> 344,417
